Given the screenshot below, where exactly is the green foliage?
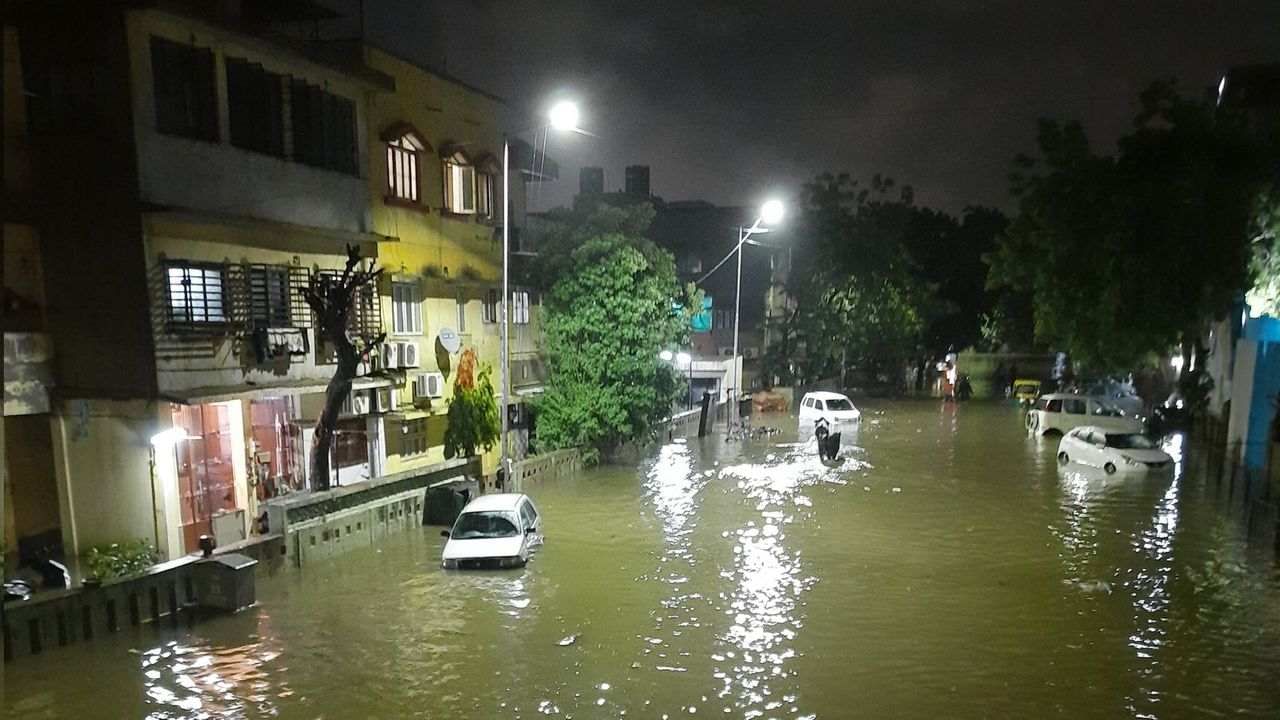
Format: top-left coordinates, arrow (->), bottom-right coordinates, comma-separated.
83,540 -> 156,581
443,353 -> 500,460
988,81 -> 1274,370
532,203 -> 692,462
1248,188 -> 1280,317
765,173 -> 1008,387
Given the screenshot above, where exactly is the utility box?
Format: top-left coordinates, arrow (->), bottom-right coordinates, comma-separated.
193,553 -> 258,613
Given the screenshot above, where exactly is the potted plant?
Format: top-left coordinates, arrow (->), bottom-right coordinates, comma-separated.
82,540 -> 157,587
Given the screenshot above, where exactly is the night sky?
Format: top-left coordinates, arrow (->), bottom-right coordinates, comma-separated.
362,1 -> 1280,214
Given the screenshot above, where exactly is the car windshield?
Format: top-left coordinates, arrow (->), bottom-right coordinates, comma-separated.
1105,433 -> 1156,450
824,398 -> 854,411
451,511 -> 520,540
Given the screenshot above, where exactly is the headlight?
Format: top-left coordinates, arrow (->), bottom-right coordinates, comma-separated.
442,558 -> 457,570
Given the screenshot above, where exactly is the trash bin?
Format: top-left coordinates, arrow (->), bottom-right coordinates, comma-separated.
193,553 -> 257,613
426,486 -> 468,526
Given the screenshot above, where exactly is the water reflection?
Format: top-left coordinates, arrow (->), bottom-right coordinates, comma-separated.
140,638 -> 285,719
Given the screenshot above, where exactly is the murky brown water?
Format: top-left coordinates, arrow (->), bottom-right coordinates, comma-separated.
6,400 -> 1280,718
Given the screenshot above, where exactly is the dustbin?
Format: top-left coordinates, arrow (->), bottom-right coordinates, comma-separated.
193,553 -> 257,613
426,486 -> 468,526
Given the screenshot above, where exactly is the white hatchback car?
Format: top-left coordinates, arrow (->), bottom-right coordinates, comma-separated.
1026,393 -> 1143,436
1057,426 -> 1173,474
441,493 -> 543,570
798,391 -> 861,424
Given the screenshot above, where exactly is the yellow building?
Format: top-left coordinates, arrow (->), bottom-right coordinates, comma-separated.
361,46 -> 552,480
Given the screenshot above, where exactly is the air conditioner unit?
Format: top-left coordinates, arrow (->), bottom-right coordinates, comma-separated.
373,387 -> 396,413
399,341 -> 420,368
348,390 -> 372,415
382,342 -> 400,369
414,372 -> 445,399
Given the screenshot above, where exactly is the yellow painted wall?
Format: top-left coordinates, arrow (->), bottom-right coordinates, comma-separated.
50,399 -> 172,560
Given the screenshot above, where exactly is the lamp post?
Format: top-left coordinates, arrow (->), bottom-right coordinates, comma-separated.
500,100 -> 581,483
726,199 -> 785,430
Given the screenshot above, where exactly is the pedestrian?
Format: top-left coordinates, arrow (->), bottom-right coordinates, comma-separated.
943,362 -> 957,402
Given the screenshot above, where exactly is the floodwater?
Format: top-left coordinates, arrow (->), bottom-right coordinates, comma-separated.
6,401 -> 1280,719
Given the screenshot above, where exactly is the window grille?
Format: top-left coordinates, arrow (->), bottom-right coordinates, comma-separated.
512,290 -> 530,325
165,263 -> 228,327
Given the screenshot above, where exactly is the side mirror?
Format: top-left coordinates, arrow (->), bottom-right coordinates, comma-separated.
440,530 -> 450,538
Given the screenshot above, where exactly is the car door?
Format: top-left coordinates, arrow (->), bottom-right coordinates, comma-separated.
799,396 -> 814,421
1081,430 -> 1106,467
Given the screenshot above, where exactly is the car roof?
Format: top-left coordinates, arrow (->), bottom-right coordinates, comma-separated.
1071,426 -> 1135,436
460,493 -> 527,513
803,391 -> 850,400
1041,393 -> 1089,400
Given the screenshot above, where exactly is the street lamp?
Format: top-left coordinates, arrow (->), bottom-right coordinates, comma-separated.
726,199 -> 784,429
500,100 -> 583,482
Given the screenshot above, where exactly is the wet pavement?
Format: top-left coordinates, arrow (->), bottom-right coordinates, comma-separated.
5,400 -> 1280,718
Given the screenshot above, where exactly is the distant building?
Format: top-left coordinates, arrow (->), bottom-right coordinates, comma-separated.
625,165 -> 651,197
579,166 -> 604,196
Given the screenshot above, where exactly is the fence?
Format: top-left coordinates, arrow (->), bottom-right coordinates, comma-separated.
4,556 -> 201,663
509,448 -> 582,492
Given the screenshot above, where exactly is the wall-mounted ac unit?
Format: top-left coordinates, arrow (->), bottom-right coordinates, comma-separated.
373,387 -> 396,413
414,372 -> 445,399
345,390 -> 371,415
382,342 -> 400,369
399,341 -> 420,368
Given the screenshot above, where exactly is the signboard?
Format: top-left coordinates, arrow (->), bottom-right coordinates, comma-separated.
690,296 -> 713,333
438,327 -> 461,354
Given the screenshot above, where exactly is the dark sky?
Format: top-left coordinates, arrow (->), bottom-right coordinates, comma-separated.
361,1 -> 1280,214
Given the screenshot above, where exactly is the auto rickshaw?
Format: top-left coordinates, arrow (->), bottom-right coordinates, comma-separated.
1011,379 -> 1041,406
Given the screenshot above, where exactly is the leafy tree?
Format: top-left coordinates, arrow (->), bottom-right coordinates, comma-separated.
532,203 -> 694,462
443,348 -> 500,460
988,81 -> 1272,371
1248,188 -> 1280,316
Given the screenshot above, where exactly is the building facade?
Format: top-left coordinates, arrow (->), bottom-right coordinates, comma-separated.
4,1 -> 550,573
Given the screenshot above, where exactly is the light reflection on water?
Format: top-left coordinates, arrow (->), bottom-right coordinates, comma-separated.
6,403 -> 1280,719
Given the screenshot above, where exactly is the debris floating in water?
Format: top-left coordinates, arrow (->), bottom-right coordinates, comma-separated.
891,487 -> 902,493
557,633 -> 580,646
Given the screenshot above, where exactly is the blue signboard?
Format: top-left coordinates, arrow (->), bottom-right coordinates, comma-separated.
691,296 -> 713,333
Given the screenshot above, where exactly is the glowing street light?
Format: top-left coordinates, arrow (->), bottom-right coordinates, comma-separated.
726,199 -> 785,429
548,101 -> 581,132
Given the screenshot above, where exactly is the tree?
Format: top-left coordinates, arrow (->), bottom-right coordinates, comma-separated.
1248,187 -> 1280,317
443,348 -> 500,460
532,203 -> 694,463
988,81 -> 1272,371
302,245 -> 384,491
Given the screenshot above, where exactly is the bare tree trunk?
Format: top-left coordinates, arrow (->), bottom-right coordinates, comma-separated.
310,321 -> 360,492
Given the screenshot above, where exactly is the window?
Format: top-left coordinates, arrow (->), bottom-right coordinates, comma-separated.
483,289 -> 498,323
151,36 -> 217,141
443,154 -> 477,213
248,265 -> 290,328
402,418 -> 428,455
386,133 -> 424,202
1043,398 -> 1062,413
512,290 -> 530,325
1063,398 -> 1087,415
392,282 -> 423,335
226,58 -> 284,156
290,79 -> 357,174
165,263 -> 227,326
456,291 -> 467,333
477,172 -> 494,217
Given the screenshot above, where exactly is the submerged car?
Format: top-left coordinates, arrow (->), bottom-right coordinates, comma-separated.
441,493 -> 543,570
797,391 -> 861,424
1057,426 -> 1173,474
1081,379 -> 1144,418
1025,393 -> 1144,436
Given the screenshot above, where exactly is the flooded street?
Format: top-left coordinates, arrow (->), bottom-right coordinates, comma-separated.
6,400 -> 1280,719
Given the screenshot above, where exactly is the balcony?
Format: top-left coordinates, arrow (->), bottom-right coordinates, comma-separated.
4,332 -> 54,415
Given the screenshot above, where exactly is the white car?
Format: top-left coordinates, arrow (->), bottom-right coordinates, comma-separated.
1057,426 -> 1173,474
441,493 -> 543,570
798,391 -> 861,424
1082,380 -> 1144,418
1026,393 -> 1143,436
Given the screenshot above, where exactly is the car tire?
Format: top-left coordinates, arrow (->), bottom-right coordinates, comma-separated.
1057,452 -> 1069,466
1104,462 -> 1116,475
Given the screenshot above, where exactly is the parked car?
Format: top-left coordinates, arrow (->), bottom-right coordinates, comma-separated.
1081,378 -> 1144,418
1057,426 -> 1173,474
798,391 -> 861,424
1011,379 -> 1042,406
441,493 -> 543,570
1025,393 -> 1144,436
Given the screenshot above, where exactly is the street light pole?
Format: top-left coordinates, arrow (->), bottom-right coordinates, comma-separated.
729,225 -> 744,430
499,101 -> 581,486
